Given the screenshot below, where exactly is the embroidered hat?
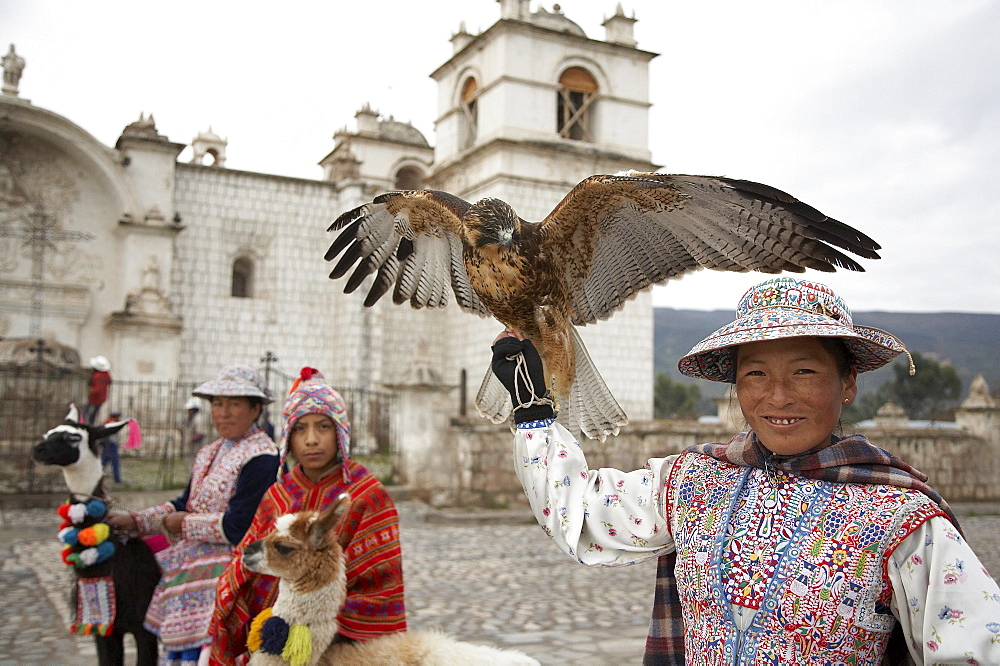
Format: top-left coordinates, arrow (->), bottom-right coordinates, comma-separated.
192,365 -> 275,404
677,278 -> 912,383
278,367 -> 352,482
89,355 -> 111,372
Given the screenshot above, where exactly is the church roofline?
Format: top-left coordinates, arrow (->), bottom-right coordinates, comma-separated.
431,17 -> 657,80
0,96 -> 144,218
176,161 -> 341,189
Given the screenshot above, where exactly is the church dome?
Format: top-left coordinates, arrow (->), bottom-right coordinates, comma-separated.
195,126 -> 223,142
378,118 -> 430,147
530,5 -> 586,37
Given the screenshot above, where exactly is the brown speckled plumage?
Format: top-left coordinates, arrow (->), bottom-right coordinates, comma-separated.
325,172 -> 881,440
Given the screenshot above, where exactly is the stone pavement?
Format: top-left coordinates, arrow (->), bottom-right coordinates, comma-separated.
2,496 -> 1000,665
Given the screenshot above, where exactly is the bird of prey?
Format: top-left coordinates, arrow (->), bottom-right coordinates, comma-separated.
324,172 -> 880,441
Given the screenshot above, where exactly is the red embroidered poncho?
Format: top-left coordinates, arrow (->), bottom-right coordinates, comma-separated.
208,461 -> 406,665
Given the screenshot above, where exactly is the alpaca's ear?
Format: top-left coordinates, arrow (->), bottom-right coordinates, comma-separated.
66,404 -> 82,424
310,493 -> 351,548
91,420 -> 129,440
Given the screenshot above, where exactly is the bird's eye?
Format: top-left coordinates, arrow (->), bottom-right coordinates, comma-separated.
274,543 -> 297,555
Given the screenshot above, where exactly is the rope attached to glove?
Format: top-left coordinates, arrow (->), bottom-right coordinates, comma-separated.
509,352 -> 555,413
491,335 -> 556,424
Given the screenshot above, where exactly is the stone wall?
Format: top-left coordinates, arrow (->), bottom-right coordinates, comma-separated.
874,428 -> 1000,501
401,406 -> 1000,508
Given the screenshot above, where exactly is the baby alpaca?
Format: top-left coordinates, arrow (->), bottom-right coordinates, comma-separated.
243,493 -> 538,666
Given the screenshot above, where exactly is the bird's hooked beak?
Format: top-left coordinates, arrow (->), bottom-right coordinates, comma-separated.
469,198 -> 520,250
494,226 -> 515,246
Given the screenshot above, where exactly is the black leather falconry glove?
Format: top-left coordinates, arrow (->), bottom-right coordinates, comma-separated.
490,336 -> 555,424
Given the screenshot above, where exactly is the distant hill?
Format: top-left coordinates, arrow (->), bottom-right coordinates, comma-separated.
654,309 -> 1000,408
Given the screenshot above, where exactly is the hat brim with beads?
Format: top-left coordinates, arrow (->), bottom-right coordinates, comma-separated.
677,278 -> 911,383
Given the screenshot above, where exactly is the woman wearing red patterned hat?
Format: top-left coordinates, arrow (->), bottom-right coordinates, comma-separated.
491,277 -> 1000,665
208,367 -> 406,666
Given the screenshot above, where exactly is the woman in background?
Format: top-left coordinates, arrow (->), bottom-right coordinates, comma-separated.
110,365 -> 279,666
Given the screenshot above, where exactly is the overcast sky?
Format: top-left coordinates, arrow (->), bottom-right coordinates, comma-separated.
3,0 -> 998,314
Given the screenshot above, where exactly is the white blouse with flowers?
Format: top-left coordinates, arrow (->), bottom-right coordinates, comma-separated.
513,419 -> 1000,664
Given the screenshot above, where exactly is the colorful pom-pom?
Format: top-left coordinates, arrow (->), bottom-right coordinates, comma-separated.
57,504 -> 72,520
86,500 -> 107,519
247,607 -> 273,652
260,615 -> 290,655
66,552 -> 81,566
282,624 -> 313,666
78,526 -> 97,547
93,522 -> 110,543
78,547 -> 98,566
68,503 -> 87,524
94,540 -> 115,564
78,523 -> 110,547
60,527 -> 80,546
61,546 -> 75,566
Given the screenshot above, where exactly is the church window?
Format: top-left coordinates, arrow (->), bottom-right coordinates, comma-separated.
460,76 -> 479,149
231,257 -> 254,298
557,67 -> 598,142
395,165 -> 424,190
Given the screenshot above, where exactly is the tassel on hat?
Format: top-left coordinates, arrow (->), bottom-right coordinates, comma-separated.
288,367 -> 320,396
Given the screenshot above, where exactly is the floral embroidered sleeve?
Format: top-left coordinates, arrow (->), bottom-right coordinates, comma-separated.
888,516 -> 1000,664
513,419 -> 675,566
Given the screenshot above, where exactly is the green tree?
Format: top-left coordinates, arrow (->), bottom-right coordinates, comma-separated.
890,351 -> 962,420
845,351 -> 962,422
654,373 -> 702,419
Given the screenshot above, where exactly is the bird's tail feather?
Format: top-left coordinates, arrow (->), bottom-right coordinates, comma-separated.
564,327 -> 628,442
475,368 -> 514,427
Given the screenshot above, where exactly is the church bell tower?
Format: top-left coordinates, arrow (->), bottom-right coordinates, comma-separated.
423,2 -> 660,421
429,1 -> 658,216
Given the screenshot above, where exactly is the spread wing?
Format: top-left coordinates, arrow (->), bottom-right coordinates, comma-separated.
325,190 -> 489,316
537,173 -> 881,325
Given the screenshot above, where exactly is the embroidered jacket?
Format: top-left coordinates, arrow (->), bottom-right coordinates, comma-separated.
667,451 -> 941,663
133,427 -> 278,650
513,420 -> 1000,664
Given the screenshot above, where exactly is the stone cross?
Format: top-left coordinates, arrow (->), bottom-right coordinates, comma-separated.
0,207 -> 95,337
260,350 -> 279,388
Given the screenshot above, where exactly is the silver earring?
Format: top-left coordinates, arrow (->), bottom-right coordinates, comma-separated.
844,398 -> 850,404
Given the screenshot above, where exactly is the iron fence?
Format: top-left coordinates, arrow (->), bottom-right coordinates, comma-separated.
0,368 -> 397,494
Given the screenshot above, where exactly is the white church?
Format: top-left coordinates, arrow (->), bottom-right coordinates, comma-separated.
0,0 -> 658,422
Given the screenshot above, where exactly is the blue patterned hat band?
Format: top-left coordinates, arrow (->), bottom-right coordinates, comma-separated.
678,278 -> 912,383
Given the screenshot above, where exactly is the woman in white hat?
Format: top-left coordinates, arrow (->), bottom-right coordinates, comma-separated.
109,365 -> 279,666
491,277 -> 1000,665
